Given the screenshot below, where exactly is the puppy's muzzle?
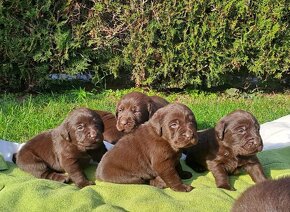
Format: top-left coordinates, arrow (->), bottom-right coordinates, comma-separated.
245,137 -> 263,153
88,130 -> 97,139
117,117 -> 135,132
87,130 -> 103,142
182,130 -> 198,145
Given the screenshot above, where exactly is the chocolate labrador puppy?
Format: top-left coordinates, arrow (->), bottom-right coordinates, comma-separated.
116,91 -> 169,133
115,92 -> 192,179
15,108 -> 107,188
96,93 -> 192,179
96,103 -> 198,192
232,177 -> 290,212
185,110 -> 267,190
95,110 -> 124,144
94,92 -> 168,144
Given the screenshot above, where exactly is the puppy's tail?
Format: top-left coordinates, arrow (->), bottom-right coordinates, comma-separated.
12,153 -> 17,164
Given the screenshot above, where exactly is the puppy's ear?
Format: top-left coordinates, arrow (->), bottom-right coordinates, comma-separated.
115,102 -> 120,118
215,120 -> 226,140
99,120 -> 105,133
59,121 -> 71,141
147,100 -> 158,118
149,110 -> 163,136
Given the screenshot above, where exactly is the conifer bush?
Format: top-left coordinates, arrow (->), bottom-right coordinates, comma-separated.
0,0 -> 289,91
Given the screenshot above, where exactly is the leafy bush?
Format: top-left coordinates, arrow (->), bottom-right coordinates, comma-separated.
122,0 -> 290,89
0,0 -> 122,91
0,0 -> 289,91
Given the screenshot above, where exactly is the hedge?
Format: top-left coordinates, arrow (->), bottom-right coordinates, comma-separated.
0,0 -> 289,91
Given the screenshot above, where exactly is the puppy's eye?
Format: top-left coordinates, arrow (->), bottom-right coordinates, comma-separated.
246,141 -> 254,148
170,123 -> 179,129
237,127 -> 246,133
77,125 -> 84,131
118,108 -> 123,112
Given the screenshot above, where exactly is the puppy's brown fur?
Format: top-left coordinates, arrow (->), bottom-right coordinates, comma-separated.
94,93 -> 168,144
16,108 -> 107,188
99,92 -> 191,179
115,91 -> 169,133
95,110 -> 124,144
96,103 -> 198,192
232,177 -> 290,212
185,110 -> 267,190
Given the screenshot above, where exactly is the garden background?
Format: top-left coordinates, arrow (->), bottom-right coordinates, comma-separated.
1,0 -> 289,92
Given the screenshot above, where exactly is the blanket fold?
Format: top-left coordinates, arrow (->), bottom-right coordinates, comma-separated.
0,147 -> 290,212
0,155 -> 8,171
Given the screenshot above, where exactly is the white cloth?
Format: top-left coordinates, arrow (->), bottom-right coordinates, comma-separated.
0,140 -> 114,163
1,114 -> 290,162
103,141 -> 114,150
0,140 -> 24,162
260,115 -> 290,150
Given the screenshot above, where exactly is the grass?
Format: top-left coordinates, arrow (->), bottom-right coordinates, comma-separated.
0,88 -> 289,143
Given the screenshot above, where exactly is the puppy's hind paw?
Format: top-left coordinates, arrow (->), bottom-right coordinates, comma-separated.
172,184 -> 194,192
50,173 -> 70,183
77,180 -> 95,188
218,184 -> 236,191
150,176 -> 167,189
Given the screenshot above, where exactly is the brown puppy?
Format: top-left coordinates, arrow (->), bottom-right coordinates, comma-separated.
232,177 -> 290,212
94,93 -> 168,144
116,92 -> 191,179
95,110 -> 124,144
102,92 -> 191,179
96,103 -> 198,192
185,110 -> 267,190
115,91 -> 169,133
15,108 -> 107,188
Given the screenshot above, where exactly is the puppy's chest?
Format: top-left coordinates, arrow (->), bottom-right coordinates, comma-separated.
216,154 -> 240,174
223,159 -> 238,174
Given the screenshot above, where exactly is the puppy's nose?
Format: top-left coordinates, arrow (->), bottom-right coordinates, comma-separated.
89,130 -> 97,139
183,130 -> 194,139
257,144 -> 263,152
252,137 -> 262,146
120,118 -> 128,126
255,139 -> 263,151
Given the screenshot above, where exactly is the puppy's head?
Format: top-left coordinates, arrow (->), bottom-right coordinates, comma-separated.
149,103 -> 198,150
116,92 -> 158,133
215,110 -> 263,156
60,108 -> 104,151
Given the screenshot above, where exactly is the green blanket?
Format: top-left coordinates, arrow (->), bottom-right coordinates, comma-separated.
0,155 -> 8,171
1,147 -> 290,212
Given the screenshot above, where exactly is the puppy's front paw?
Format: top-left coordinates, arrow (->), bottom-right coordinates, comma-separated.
77,180 -> 95,188
172,184 -> 193,192
218,184 -> 235,191
179,170 -> 192,179
150,177 -> 167,189
51,173 -> 70,183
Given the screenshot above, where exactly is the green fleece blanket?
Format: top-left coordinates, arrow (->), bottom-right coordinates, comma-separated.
0,155 -> 8,171
0,147 -> 290,212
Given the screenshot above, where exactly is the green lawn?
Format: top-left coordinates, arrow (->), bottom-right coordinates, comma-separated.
1,88 -> 289,142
